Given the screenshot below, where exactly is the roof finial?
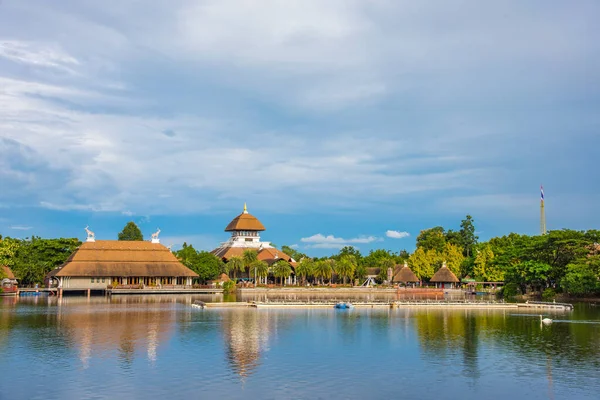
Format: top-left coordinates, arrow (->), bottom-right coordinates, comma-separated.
243,202 -> 248,214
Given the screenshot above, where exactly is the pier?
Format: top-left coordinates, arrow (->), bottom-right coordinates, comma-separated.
192,300 -> 574,310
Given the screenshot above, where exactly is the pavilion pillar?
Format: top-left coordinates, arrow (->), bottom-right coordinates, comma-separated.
87,289 -> 91,298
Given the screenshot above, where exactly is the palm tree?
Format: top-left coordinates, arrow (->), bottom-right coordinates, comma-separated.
295,258 -> 314,286
314,260 -> 333,285
243,249 -> 258,280
335,255 -> 357,285
226,256 -> 244,280
251,260 -> 269,285
273,260 -> 292,286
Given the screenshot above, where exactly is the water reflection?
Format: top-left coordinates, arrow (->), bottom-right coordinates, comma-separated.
220,310 -> 274,378
1,296 -> 599,400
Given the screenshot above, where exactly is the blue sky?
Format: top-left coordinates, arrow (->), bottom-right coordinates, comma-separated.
1,1 -> 599,256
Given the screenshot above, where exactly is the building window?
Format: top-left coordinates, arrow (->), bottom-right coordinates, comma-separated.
91,278 -> 94,283
102,278 -> 105,283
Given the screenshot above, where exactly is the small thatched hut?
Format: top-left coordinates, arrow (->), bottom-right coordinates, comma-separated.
1,265 -> 18,287
393,262 -> 419,285
430,261 -> 459,289
208,273 -> 231,286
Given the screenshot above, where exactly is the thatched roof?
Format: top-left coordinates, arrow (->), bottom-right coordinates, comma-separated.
210,273 -> 231,283
55,241 -> 198,277
2,266 -> 16,280
430,263 -> 459,283
225,205 -> 266,231
393,263 -> 419,282
211,246 -> 294,264
366,267 -> 380,277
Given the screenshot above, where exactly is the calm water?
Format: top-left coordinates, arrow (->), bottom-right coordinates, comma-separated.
1,295 -> 599,400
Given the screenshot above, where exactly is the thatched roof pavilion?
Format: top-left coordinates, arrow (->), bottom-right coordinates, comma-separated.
1,265 -> 17,286
430,261 -> 459,287
393,262 -> 419,283
52,240 -> 198,289
211,204 -> 296,283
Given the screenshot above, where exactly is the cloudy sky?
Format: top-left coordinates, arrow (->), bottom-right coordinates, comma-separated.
1,1 -> 598,255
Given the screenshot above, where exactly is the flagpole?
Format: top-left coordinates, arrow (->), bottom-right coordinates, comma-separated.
540,185 -> 546,235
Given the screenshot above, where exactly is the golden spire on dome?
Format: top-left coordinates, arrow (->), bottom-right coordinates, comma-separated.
243,202 -> 248,214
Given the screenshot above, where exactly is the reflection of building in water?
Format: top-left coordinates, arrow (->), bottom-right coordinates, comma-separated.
221,310 -> 273,378
56,302 -> 176,367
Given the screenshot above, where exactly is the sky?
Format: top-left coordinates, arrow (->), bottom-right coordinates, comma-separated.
1,1 -> 599,256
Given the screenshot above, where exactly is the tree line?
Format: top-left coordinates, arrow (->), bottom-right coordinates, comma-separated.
1,217 -> 599,297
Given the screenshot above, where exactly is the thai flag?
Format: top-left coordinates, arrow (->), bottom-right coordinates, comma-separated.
541,185 -> 544,202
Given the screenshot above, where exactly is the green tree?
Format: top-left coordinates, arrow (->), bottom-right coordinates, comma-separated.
0,237 -> 20,268
416,227 -> 446,253
174,243 -> 222,283
314,260 -> 333,285
441,243 -> 465,277
459,215 -> 478,257
250,260 -> 269,284
335,255 -> 357,285
273,260 -> 292,285
281,245 -> 307,262
118,222 -> 144,241
473,244 -> 493,281
354,263 -> 367,284
225,256 -> 244,280
242,249 -> 258,277
561,262 -> 599,296
9,237 -> 80,286
409,247 -> 435,280
335,246 -> 363,263
377,258 -> 396,283
295,258 -> 314,285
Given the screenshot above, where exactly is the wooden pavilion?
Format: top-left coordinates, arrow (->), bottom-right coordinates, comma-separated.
50,240 -> 198,290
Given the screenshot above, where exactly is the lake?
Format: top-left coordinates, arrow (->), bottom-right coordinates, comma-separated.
1,295 -> 599,400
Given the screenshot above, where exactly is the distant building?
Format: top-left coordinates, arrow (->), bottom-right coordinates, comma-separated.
49,240 -> 198,289
211,204 -> 296,281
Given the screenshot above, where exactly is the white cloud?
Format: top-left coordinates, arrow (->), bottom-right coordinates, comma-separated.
386,230 -> 410,239
0,40 -> 79,72
289,244 -> 299,249
301,233 -> 379,249
0,0 -> 598,232
9,225 -> 32,230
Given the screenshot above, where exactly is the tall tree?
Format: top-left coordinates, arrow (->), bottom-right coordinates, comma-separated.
273,260 -> 292,285
409,247 -> 435,280
250,260 -> 269,284
335,255 -> 357,285
441,243 -> 465,277
459,215 -> 478,257
295,258 -> 314,285
416,227 -> 446,253
242,249 -> 258,277
226,256 -> 244,280
118,222 -> 144,241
